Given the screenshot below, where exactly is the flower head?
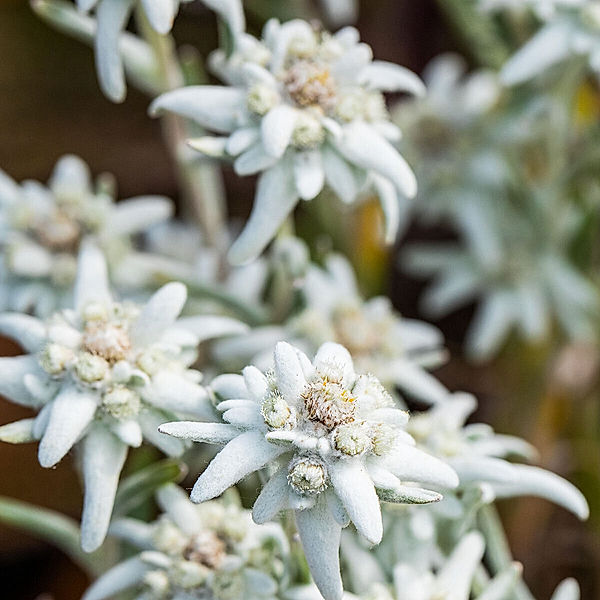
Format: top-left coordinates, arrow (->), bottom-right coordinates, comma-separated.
151,17 -> 425,264
160,341 -> 458,600
0,155 -> 172,316
0,243 -> 248,551
82,483 -> 286,600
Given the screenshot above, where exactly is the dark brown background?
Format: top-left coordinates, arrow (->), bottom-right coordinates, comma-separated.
0,1 -> 598,598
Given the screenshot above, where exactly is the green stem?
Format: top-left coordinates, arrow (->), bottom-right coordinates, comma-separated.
0,496 -> 109,576
136,9 -> 228,250
435,0 -> 510,70
478,504 -> 535,600
159,274 -> 269,326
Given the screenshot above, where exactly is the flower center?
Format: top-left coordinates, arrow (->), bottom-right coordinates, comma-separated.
184,530 -> 227,570
284,59 -> 337,112
82,322 -> 131,362
32,211 -> 81,251
301,372 -> 355,430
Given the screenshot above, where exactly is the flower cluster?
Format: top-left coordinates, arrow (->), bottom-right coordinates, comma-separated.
0,154 -> 172,316
0,243 -> 246,551
160,341 -> 459,600
151,17 -> 425,264
83,484 -> 286,600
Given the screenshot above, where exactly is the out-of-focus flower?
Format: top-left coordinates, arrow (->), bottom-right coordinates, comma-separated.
319,0 -> 359,27
499,1 -> 600,85
404,198 -> 598,361
0,155 -> 172,316
160,341 -> 458,600
151,18 -> 425,264
215,251 -> 449,405
0,244 -> 247,551
408,392 -> 589,520
82,483 -> 286,600
479,0 -> 585,20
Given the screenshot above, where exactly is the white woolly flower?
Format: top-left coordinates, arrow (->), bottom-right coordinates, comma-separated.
215,252 -> 449,405
82,483 -> 286,600
407,392 -> 589,520
498,1 -> 600,85
160,341 -> 458,600
75,0 -> 245,102
0,154 -> 172,316
151,17 -> 425,264
404,198 -> 598,361
0,243 -> 248,552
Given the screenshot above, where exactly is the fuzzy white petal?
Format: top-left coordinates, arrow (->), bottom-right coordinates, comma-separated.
389,358 -> 449,404
111,419 -> 143,447
252,463 -> 289,523
550,579 -> 580,600
228,160 -> 298,265
295,494 -> 343,600
0,313 -> 46,353
243,365 -> 269,401
261,105 -> 296,158
106,196 -> 173,236
158,420 -> 239,443
0,419 -> 37,444
130,282 -> 187,347
141,0 -> 177,34
173,315 -> 248,343
359,60 -> 426,96
210,373 -> 248,400
150,86 -> 247,133
81,425 -> 128,552
294,150 -> 325,201
322,144 -> 361,204
336,122 -> 417,198
0,356 -> 45,408
38,386 -> 98,468
146,371 -> 213,420
75,242 -> 112,312
191,430 -> 285,502
329,459 -> 382,544
274,341 -> 308,405
95,0 -> 133,102
82,556 -> 150,600
157,483 -> 201,535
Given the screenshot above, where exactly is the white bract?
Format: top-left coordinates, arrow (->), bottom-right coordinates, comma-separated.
83,484 -> 286,600
404,198 -> 598,361
159,341 -> 458,600
0,244 -> 247,551
151,17 -> 425,264
408,392 -> 589,520
0,154 -> 172,316
499,1 -> 600,85
215,252 -> 449,405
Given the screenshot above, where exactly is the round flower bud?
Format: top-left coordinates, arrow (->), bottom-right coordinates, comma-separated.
335,91 -> 364,122
152,518 -> 188,555
288,457 -> 328,495
143,570 -> 170,597
82,301 -> 109,322
137,348 -> 166,376
291,111 -> 325,149
74,351 -> 109,383
247,84 -> 279,116
371,423 -> 396,456
334,422 -> 371,456
39,343 -> 73,375
261,392 -> 291,429
101,386 -> 141,419
171,560 -> 209,590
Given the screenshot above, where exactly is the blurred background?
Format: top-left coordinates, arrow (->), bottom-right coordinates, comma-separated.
0,0 -> 598,598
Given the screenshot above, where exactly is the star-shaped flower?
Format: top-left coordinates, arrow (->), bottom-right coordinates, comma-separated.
151,17 -> 425,264
160,341 -> 458,600
0,243 -> 247,551
0,154 -> 172,316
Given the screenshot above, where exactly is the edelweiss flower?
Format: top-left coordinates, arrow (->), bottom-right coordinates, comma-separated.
0,154 -> 172,316
83,483 -> 286,600
151,17 -> 425,264
499,1 -> 600,85
215,252 -> 449,405
0,244 -> 247,551
407,392 -> 589,520
404,198 -> 598,360
160,341 -> 458,600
